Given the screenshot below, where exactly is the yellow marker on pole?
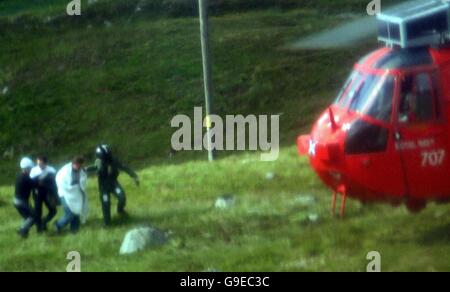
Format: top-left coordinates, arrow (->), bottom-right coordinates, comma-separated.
204,115 -> 212,129
198,0 -> 215,161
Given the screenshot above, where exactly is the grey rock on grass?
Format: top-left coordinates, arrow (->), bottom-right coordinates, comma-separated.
120,226 -> 169,255
307,213 -> 319,223
215,194 -> 235,209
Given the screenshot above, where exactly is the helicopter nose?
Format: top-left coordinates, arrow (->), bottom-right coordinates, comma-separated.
315,142 -> 340,162
297,135 -> 311,156
298,134 -> 340,162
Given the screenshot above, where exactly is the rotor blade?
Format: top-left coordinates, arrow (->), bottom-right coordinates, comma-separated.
288,0 -> 421,50
289,16 -> 377,50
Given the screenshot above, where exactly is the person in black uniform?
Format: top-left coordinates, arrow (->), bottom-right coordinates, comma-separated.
30,156 -> 58,232
86,145 -> 139,226
14,157 -> 37,238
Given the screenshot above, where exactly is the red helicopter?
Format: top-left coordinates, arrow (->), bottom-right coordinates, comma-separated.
297,0 -> 450,217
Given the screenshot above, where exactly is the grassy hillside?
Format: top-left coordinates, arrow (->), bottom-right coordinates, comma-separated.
0,0 -> 66,17
0,1 -> 378,183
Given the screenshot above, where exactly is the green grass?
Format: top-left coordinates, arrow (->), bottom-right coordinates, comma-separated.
0,0 -> 67,17
0,0 -> 448,272
1,147 -> 449,272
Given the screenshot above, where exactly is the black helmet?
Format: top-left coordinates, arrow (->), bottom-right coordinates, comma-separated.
96,144 -> 112,160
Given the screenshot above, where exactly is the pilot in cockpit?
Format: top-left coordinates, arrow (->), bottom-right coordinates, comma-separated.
399,92 -> 419,123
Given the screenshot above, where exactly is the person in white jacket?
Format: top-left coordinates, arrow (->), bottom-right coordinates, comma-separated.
55,156 -> 88,233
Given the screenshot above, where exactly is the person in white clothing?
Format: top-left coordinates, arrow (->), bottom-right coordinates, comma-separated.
55,156 -> 88,234
30,155 -> 58,232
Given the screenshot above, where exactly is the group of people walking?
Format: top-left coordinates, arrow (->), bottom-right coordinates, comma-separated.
13,145 -> 139,238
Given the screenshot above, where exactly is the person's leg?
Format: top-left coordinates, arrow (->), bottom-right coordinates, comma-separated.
33,191 -> 44,232
43,191 -> 57,228
14,200 -> 35,237
100,188 -> 112,226
14,199 -> 31,220
20,217 -> 35,236
55,198 -> 75,232
113,182 -> 127,214
70,216 -> 81,234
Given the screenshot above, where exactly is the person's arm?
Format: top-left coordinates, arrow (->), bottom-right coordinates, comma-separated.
29,175 -> 38,189
28,172 -> 40,189
85,159 -> 100,175
79,170 -> 88,193
28,176 -> 38,199
116,160 -> 139,186
29,167 -> 41,181
14,175 -> 23,198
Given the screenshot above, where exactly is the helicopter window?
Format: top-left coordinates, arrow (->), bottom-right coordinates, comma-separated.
335,73 -> 354,104
334,71 -> 362,106
345,119 -> 389,154
399,73 -> 437,123
349,75 -> 379,111
366,76 -> 395,122
348,74 -> 394,123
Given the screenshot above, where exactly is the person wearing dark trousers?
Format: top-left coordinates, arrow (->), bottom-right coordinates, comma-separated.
86,145 -> 139,226
14,157 -> 37,238
30,156 -> 58,232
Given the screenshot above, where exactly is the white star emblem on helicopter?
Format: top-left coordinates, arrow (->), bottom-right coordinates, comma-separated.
342,123 -> 352,131
309,140 -> 318,156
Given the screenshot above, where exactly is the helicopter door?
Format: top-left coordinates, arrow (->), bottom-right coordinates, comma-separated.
396,71 -> 449,199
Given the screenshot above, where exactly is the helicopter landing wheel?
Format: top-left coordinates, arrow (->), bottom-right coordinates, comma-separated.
332,185 -> 347,218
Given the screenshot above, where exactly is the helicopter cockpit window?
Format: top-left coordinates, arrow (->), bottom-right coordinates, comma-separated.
398,73 -> 437,123
334,71 -> 362,106
348,74 -> 395,123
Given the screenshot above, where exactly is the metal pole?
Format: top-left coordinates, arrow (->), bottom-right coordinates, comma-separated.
198,0 -> 215,162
